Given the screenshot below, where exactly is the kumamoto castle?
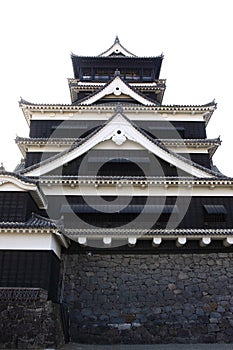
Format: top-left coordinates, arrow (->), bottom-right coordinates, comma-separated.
1,37 -> 233,348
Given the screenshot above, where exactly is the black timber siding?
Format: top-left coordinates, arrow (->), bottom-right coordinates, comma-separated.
29,120 -> 206,139
0,250 -> 60,302
179,153 -> 211,169
42,150 -> 191,177
25,151 -> 211,172
29,120 -> 100,138
46,153 -> 86,176
72,56 -> 163,81
25,152 -> 59,168
47,195 -> 233,230
136,121 -> 207,139
0,192 -> 41,222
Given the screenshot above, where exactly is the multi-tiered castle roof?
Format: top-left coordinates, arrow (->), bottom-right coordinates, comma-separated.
0,38 -> 233,300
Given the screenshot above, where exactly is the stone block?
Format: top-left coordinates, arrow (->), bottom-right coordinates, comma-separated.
118,323 -> 131,331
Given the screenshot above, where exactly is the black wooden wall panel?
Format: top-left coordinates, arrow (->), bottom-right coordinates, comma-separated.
29,120 -> 206,139
0,192 -> 46,223
179,153 -> 211,169
47,195 -> 233,230
0,192 -> 28,222
136,121 -> 206,139
41,150 -> 193,177
0,250 -> 60,302
29,120 -> 100,138
25,152 -> 59,168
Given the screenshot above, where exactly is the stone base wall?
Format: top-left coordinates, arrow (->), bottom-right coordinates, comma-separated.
63,252 -> 233,344
0,298 -> 65,349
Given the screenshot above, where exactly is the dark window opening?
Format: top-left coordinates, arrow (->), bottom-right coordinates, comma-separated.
203,205 -> 227,223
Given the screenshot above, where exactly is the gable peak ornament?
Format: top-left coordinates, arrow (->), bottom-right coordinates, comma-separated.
112,129 -> 127,145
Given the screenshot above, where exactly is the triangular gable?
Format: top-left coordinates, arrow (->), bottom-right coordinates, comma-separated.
79,75 -> 157,106
99,36 -> 136,57
23,109 -> 219,178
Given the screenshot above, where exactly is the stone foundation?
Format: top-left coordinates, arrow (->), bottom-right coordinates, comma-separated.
63,252 -> 233,344
0,290 -> 65,349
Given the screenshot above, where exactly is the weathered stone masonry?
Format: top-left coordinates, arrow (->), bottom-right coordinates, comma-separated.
0,297 -> 64,349
63,252 -> 233,344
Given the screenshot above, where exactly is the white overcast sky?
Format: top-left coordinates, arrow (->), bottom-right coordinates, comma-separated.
0,0 -> 233,176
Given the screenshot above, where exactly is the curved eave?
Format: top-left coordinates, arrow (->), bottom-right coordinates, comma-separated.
0,172 -> 47,209
15,137 -> 221,158
160,138 -> 221,158
0,227 -> 69,248
76,75 -> 158,106
69,79 -> 166,105
71,54 -> 163,60
21,110 -> 219,178
19,101 -> 217,125
15,136 -> 82,157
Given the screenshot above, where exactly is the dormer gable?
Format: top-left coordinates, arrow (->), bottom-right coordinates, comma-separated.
77,75 -> 157,106
99,36 -> 136,57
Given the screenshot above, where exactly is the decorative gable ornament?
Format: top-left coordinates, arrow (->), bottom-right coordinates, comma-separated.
99,36 -> 136,57
79,76 -> 157,106
112,129 -> 127,145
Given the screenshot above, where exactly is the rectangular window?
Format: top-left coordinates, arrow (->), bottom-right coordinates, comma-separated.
125,69 -> 140,80
82,68 -> 92,80
203,205 -> 227,223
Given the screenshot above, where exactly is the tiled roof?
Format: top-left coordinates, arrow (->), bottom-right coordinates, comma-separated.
98,35 -> 137,57
0,213 -> 62,230
128,115 -> 222,177
159,138 -> 221,146
68,79 -> 166,88
15,137 -> 221,147
15,136 -> 82,145
0,171 -> 38,184
21,125 -> 103,174
39,175 -> 232,185
0,171 -> 47,209
19,97 -> 217,111
64,227 -> 233,238
73,74 -> 159,106
21,107 -> 222,178
70,54 -> 163,60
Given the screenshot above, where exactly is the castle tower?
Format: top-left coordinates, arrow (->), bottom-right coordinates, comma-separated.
1,37 -> 233,346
